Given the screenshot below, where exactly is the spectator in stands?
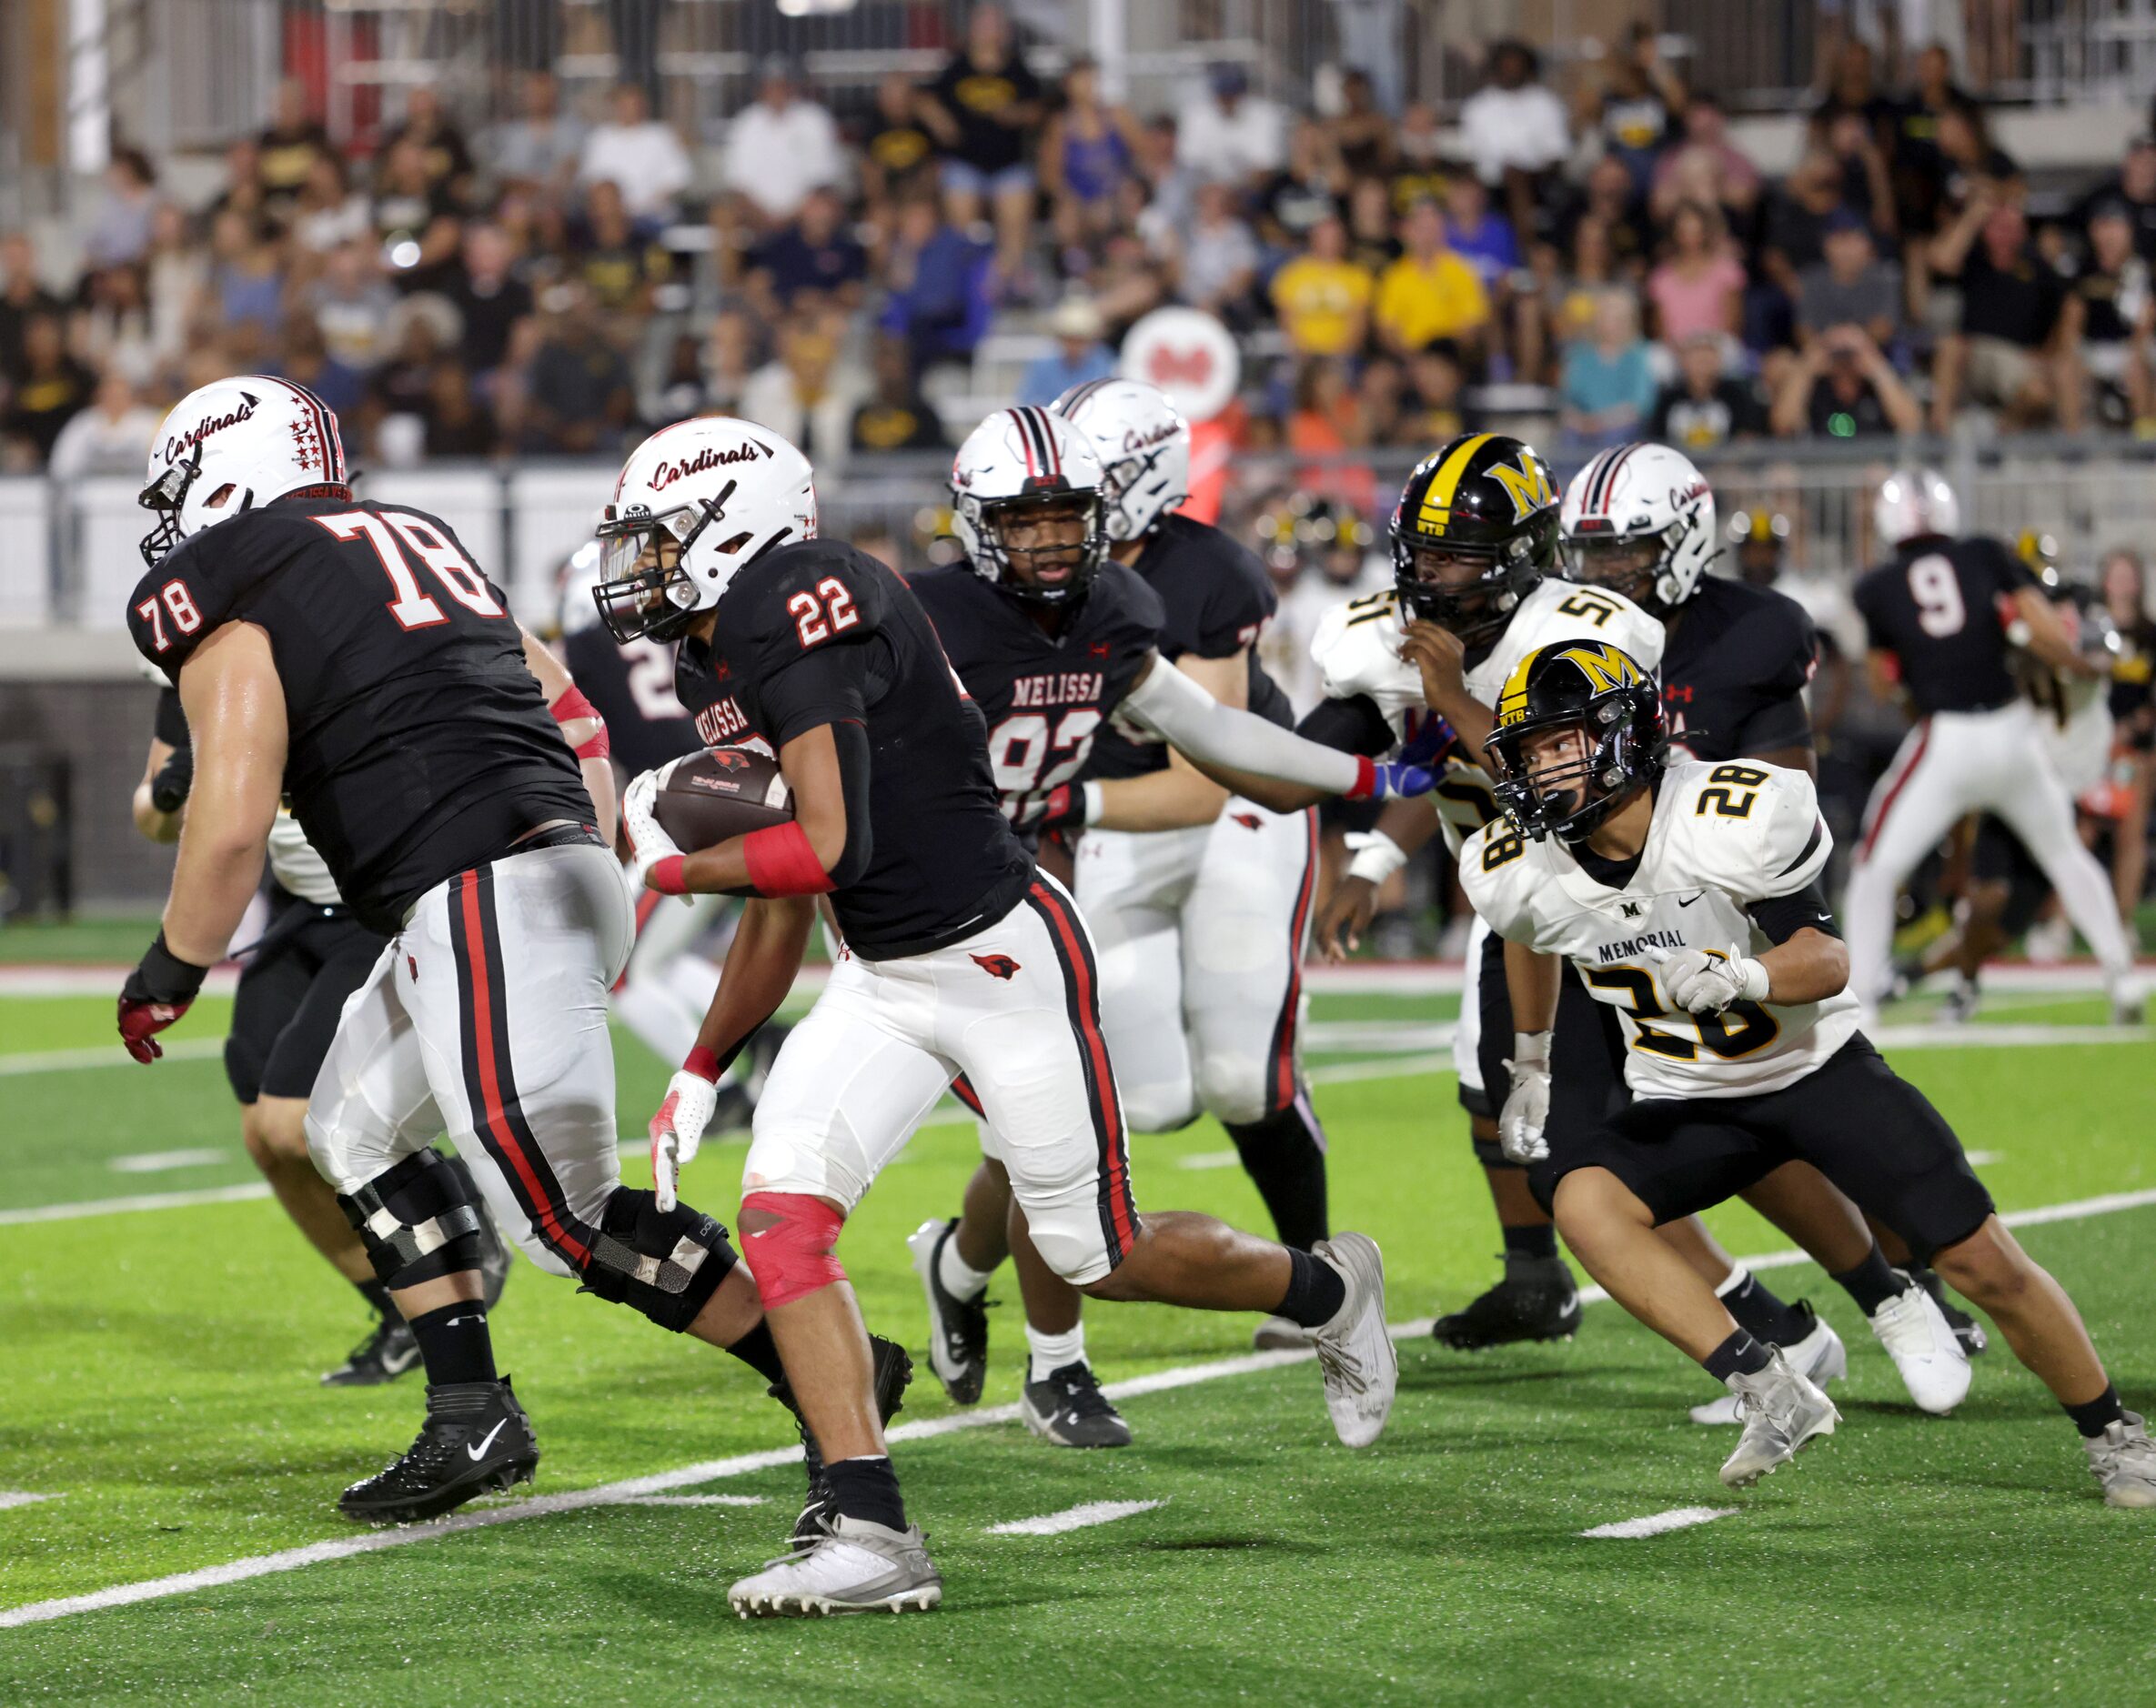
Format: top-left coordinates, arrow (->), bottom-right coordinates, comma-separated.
487,70 -> 588,197
1536,214 -> 1622,366
0,232 -> 62,390
45,367 -> 156,479
2059,202 -> 2155,435
1374,197 -> 1489,363
572,178 -> 670,323
1042,55 -> 1143,265
1442,169 -> 1519,286
862,70 -> 936,209
1271,214 -> 1372,359
1344,174 -> 1401,273
211,136 -> 268,227
1172,180 -> 1261,324
256,78 -> 334,214
381,85 -> 476,206
306,239 -> 398,375
1569,152 -> 1653,276
372,137 -> 462,294
579,83 -> 692,229
1090,228 -> 1168,336
1760,148 -> 1852,294
1254,117 -> 1348,251
1457,39 -> 1568,237
205,208 -> 284,337
0,312 -> 92,469
1932,98 -> 2023,224
1772,322 -> 1921,437
1797,207 -> 1900,354
276,317 -> 365,426
700,306 -> 761,416
1557,286 -> 1655,449
2071,134 -> 2156,264
1391,102 -> 1448,211
1582,25 -> 1683,197
1395,339 -> 1476,445
447,222 -> 533,381
144,203 -> 205,374
1818,108 -> 1898,237
878,195 -> 995,375
1810,38 -> 1899,151
919,4 -> 1046,294
741,312 -> 864,468
1175,62 -> 1288,187
516,282 -> 638,455
1646,199 -> 1744,347
1930,199 -> 2064,432
1325,68 -> 1395,182
363,300 -> 461,457
1887,43 -> 1970,243
721,56 -> 846,230
1649,93 -> 1762,229
74,263 -> 156,388
851,334 -> 950,452
1288,357 -> 1377,513
289,152 -> 370,263
421,356 -> 499,457
84,149 -> 158,270
1653,327 -> 1767,451
1017,295 -> 1115,405
745,186 -> 867,319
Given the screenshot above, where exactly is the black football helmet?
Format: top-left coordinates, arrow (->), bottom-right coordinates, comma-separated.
1486,640 -> 1667,842
1390,432 -> 1559,646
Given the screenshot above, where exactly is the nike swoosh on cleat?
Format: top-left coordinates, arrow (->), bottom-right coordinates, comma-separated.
382,1343 -> 421,1374
467,1418 -> 509,1462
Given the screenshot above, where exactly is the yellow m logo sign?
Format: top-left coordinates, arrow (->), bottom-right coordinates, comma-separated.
1488,452 -> 1554,521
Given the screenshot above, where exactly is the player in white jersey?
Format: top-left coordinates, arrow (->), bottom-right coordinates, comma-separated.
1459,638 -> 2156,1504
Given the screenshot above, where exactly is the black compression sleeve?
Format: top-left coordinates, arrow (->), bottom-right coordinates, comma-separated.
1295,693 -> 1397,758
827,718 -> 873,889
1749,881 -> 1840,944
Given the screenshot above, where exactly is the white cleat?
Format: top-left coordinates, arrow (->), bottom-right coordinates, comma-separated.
1252,1315 -> 1316,1351
1869,1276 -> 1973,1415
728,1515 -> 942,1618
1719,1347 -> 1839,1488
1309,1233 -> 1395,1448
2085,1411 -> 2156,1509
2111,975 -> 2146,1028
1690,1306 -> 1848,1425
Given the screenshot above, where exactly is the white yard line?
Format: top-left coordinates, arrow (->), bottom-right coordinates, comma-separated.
0,1039 -> 223,1076
985,1500 -> 1165,1537
108,1149 -> 232,1174
0,1183 -> 271,1227
1176,1150 -> 1244,1170
1578,1506 -> 1738,1540
614,1494 -> 767,1509
0,1493 -> 57,1512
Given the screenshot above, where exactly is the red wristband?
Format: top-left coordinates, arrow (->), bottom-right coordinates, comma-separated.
742,821 -> 835,896
549,684 -> 599,725
648,854 -> 688,894
683,1045 -> 720,1082
1345,754 -> 1377,800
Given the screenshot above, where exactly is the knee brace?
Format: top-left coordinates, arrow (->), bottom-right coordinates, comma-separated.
740,1191 -> 847,1310
338,1149 -> 488,1290
578,1186 -> 738,1332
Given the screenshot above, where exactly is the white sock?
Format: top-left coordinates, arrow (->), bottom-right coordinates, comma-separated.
1026,1323 -> 1086,1384
938,1233 -> 992,1301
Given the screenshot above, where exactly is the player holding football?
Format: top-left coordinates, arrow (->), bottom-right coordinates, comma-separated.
599,416 -> 1404,1618
1462,637 -> 2156,1505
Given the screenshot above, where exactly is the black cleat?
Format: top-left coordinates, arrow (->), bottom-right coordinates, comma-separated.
773,1334 -> 913,1547
320,1311 -> 421,1388
1909,1263 -> 1988,1356
906,1218 -> 990,1405
1432,1254 -> 1582,1351
1022,1361 -> 1133,1448
338,1377 -> 538,1523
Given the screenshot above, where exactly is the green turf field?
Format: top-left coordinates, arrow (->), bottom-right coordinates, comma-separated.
3,981 -> 2153,1705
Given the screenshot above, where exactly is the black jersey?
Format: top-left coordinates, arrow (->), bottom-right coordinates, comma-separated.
1084,513 -> 1294,779
126,497 -> 589,934
1853,535 -> 2036,715
1662,574 -> 1818,762
673,538 -> 1033,960
561,619 -> 702,777
909,559 -> 1164,835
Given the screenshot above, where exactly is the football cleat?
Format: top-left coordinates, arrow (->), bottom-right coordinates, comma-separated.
338,1377 -> 537,1523
1939,976 -> 1981,1024
320,1311 -> 421,1388
1311,1232 -> 1396,1448
1719,1348 -> 1839,1487
774,1335 -> 913,1547
906,1218 -> 989,1406
1021,1361 -> 1132,1448
2111,975 -> 2147,1028
1689,1303 -> 1847,1425
1252,1315 -> 1316,1351
1908,1264 -> 1987,1356
1432,1253 -> 1581,1351
2084,1412 -> 2156,1509
1869,1273 -> 1973,1414
730,1514 -> 942,1617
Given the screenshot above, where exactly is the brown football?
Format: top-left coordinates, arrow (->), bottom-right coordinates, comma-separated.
653,747 -> 794,849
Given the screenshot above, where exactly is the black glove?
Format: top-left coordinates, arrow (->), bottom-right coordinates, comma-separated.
149,745 -> 194,814
118,932 -> 209,1064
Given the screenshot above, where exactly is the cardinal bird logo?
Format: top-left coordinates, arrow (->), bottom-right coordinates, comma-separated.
1088,641 -> 1112,658
709,749 -> 752,770
1231,812 -> 1264,831
971,953 -> 1022,980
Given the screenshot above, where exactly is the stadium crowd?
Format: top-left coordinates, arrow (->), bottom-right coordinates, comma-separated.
6,12 -> 2156,484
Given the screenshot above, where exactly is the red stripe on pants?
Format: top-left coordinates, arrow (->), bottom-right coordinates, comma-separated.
1859,719 -> 1932,861
1028,880 -> 1136,1258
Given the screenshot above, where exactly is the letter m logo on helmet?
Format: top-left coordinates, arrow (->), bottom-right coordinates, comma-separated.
1489,451 -> 1557,523
1496,641 -> 1645,728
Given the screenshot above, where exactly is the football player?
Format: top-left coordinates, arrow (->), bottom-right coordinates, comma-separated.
119,377 -> 823,1532
1842,469 -> 2141,1021
902,408 -> 1435,1449
601,416 -> 1402,1617
1461,638 -> 2156,1506
131,673 -> 509,1386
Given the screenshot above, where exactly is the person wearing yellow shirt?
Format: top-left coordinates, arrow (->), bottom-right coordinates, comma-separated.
1271,216 -> 1374,357
1375,199 -> 1490,359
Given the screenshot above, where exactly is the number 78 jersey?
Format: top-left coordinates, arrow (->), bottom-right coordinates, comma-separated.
1460,759 -> 1860,1100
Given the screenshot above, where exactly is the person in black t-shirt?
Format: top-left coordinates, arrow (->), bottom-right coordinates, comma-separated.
2060,202 -> 2155,431
745,186 -> 869,317
1929,200 -> 2065,431
917,4 -> 1044,289
2068,135 -> 2156,265
1653,328 -> 1767,451
1772,321 -> 1922,438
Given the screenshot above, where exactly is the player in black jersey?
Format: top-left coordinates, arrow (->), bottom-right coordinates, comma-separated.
119,377 -> 801,1531
599,414 -> 1405,1617
1843,468 -> 2140,1020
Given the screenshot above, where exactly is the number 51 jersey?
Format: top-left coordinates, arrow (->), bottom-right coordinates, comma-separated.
1460,759 -> 1859,1100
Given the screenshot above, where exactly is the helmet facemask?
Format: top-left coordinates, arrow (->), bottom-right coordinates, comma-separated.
971,487 -> 1108,608
593,479 -> 757,643
1565,522 -> 1685,613
1392,534 -> 1534,645
1487,659 -> 1667,843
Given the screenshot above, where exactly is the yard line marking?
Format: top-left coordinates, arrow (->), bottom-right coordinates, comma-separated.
0,1492 -> 57,1512
1177,1150 -> 1244,1170
986,1500 -> 1164,1537
1579,1506 -> 1738,1540
615,1494 -> 767,1508
0,1039 -> 224,1075
1964,1150 -> 2003,1166
0,1183 -> 272,1227
108,1148 -> 232,1174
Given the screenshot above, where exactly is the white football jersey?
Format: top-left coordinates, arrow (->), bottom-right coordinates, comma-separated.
1311,577 -> 1667,849
1460,759 -> 1859,1100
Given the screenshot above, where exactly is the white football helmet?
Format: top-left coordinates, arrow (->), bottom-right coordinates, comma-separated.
556,539 -> 603,638
950,406 -> 1110,607
594,417 -> 817,642
1874,467 -> 1960,553
1049,377 -> 1189,542
138,376 -> 348,567
1559,441 -> 1717,613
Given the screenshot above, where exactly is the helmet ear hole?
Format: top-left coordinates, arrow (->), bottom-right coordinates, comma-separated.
713,530 -> 753,555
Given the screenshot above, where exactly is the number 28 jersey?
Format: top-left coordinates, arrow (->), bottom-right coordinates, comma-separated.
1460,759 -> 1859,1100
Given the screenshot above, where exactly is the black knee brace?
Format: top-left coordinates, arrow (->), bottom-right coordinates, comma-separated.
577,1187 -> 737,1333
338,1149 -> 488,1290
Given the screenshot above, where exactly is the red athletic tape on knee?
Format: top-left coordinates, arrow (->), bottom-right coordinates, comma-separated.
740,1191 -> 847,1309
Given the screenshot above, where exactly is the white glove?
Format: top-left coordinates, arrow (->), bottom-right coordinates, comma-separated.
1653,943 -> 1770,1014
649,1060 -> 719,1212
1344,829 -> 1409,887
621,760 -> 689,901
1498,1030 -> 1552,1165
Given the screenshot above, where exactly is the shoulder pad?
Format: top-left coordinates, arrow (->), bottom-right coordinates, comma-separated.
1673,759 -> 1829,899
1457,819 -> 1542,944
733,540 -> 889,665
1313,591 -> 1418,706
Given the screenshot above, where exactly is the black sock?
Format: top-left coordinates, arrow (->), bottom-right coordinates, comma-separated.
1223,1105 -> 1329,1251
2065,1384 -> 2126,1439
1829,1245 -> 1904,1317
407,1301 -> 496,1387
1274,1246 -> 1348,1329
1502,1223 -> 1559,1263
357,1278 -> 394,1318
726,1320 -> 786,1386
1702,1328 -> 1774,1383
822,1455 -> 906,1531
1718,1269 -> 1811,1346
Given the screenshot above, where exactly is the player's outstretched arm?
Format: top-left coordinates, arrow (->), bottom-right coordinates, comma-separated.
519,623 -> 618,840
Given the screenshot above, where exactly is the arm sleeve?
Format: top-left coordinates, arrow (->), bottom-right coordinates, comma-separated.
1295,693 -> 1398,758
1121,655 -> 1363,793
1749,880 -> 1840,944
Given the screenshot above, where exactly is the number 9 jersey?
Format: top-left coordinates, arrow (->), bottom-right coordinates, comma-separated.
1460,758 -> 1859,1100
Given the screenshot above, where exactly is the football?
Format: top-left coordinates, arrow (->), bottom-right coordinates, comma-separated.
652,747 -> 793,849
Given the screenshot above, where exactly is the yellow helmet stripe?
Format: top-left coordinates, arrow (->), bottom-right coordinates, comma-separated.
1416,431 -> 1496,531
